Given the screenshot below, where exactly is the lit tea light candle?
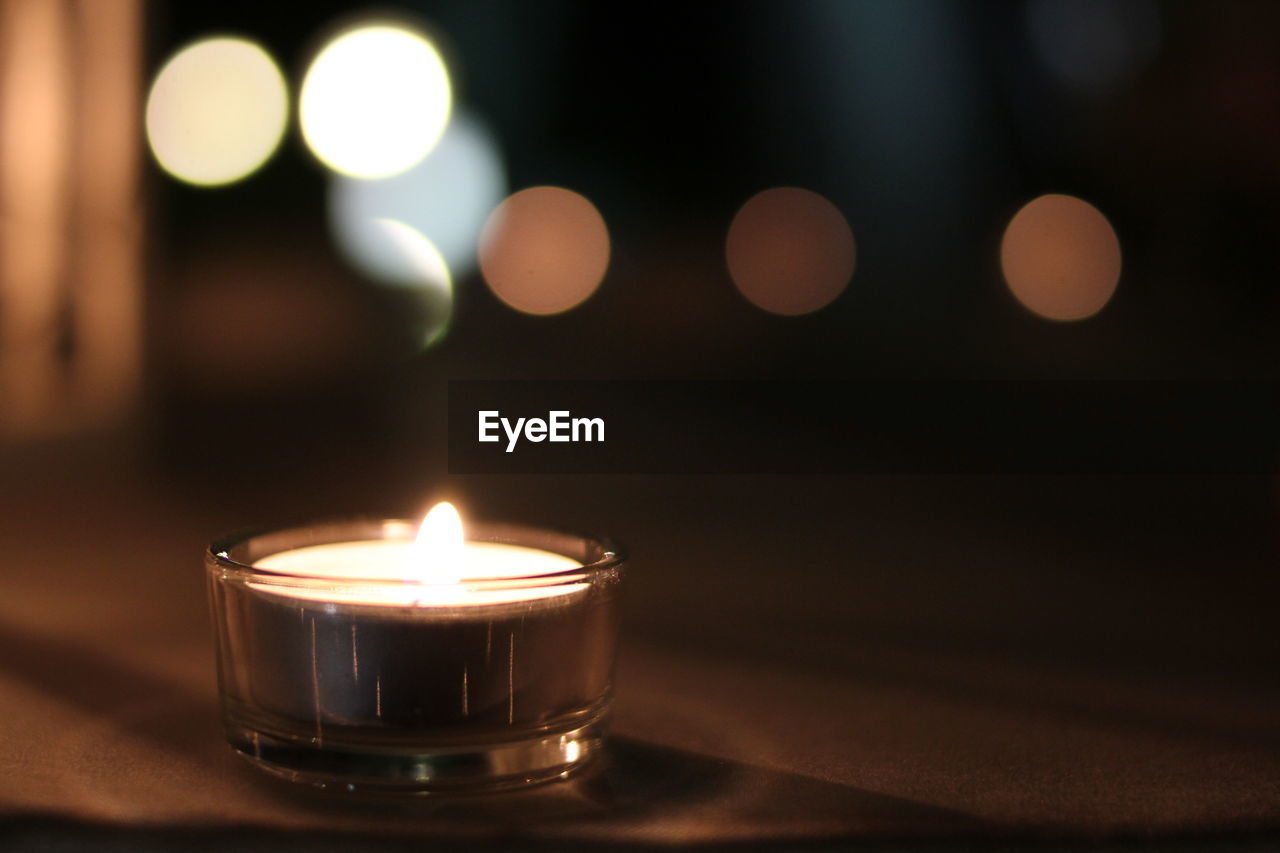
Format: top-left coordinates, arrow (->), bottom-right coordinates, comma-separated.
206,503 -> 625,793
253,502 -> 588,605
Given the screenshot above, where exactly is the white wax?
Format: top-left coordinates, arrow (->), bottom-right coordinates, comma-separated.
251,539 -> 586,607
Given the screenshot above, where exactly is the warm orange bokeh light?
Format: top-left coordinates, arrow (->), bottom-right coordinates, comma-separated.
1000,193 -> 1121,321
478,187 -> 610,315
725,187 -> 855,316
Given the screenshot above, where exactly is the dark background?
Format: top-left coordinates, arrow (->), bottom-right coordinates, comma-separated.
145,0 -> 1280,487
1,1 -> 1279,849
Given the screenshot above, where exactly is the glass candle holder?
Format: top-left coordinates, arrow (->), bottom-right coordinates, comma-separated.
206,517 -> 626,793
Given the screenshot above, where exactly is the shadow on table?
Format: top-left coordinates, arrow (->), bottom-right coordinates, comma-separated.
2,618 -> 1278,849
0,618 -> 213,754
234,734 -> 997,842
0,615 -> 989,842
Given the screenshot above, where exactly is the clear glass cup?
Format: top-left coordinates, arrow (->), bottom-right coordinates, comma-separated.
206,518 -> 626,793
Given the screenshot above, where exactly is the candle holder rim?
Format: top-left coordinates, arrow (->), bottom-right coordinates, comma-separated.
206,515 -> 626,586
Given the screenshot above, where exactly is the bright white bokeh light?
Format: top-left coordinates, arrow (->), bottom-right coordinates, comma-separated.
329,111 -> 505,281
375,219 -> 452,291
300,23 -> 452,179
145,37 -> 288,186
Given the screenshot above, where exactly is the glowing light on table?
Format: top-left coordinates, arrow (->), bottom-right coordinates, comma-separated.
252,502 -> 586,606
479,187 -> 610,316
300,23 -> 452,179
145,37 -> 287,186
725,187 -> 855,316
329,111 -> 505,282
1000,194 -> 1121,322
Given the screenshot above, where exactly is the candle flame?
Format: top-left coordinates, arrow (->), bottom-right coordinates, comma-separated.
414,501 -> 464,584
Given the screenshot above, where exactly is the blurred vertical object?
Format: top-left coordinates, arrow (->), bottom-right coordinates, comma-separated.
0,0 -> 142,437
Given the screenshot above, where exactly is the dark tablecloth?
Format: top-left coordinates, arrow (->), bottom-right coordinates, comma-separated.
1,450 -> 1277,850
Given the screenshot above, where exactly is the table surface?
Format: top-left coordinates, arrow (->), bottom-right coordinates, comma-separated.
1,446 -> 1278,851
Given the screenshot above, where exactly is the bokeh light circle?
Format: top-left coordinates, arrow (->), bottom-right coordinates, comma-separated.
373,219 -> 453,345
329,111 -> 505,282
300,24 -> 452,179
1000,193 -> 1121,321
725,187 -> 856,316
145,37 -> 288,187
1027,0 -> 1161,94
478,187 -> 610,316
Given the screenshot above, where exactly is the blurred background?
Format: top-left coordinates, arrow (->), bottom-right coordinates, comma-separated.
1,0 -> 1279,842
3,0 -> 1278,487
